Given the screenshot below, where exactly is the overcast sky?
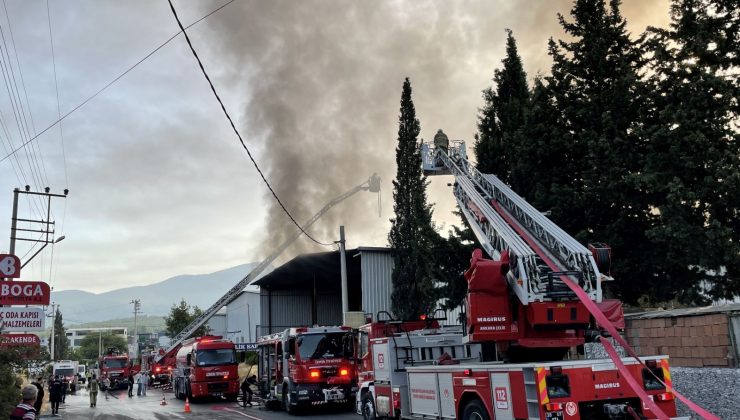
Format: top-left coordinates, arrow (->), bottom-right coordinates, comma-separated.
0,0 -> 670,293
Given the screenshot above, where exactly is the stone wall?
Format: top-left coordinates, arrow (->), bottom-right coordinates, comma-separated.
625,314 -> 733,367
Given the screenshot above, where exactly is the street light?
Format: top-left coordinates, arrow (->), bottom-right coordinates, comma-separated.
54,235 -> 66,244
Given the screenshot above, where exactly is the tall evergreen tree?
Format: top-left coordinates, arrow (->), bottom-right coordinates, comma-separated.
543,0 -> 652,303
475,30 -> 530,182
52,308 -> 69,360
640,0 -> 740,303
389,78 -> 438,320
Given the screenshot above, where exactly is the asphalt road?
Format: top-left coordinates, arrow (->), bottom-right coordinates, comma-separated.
40,387 -> 359,420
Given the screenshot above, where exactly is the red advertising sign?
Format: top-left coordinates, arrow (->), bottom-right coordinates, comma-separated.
0,281 -> 50,306
0,254 -> 21,278
0,333 -> 40,347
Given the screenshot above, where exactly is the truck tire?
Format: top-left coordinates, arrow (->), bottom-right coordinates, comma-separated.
282,385 -> 300,415
462,399 -> 490,420
361,394 -> 377,420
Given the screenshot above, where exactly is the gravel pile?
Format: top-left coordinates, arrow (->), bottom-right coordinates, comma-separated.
671,367 -> 740,419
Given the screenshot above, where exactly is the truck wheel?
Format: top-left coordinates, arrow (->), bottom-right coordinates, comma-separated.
225,393 -> 238,402
361,394 -> 377,420
282,386 -> 300,415
462,399 -> 490,420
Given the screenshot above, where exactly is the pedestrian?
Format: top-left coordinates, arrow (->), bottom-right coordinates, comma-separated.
141,371 -> 148,396
134,371 -> 142,396
241,375 -> 257,407
30,377 -> 44,415
127,373 -> 134,398
102,376 -> 111,400
49,375 -> 63,415
61,377 -> 68,403
87,374 -> 99,407
9,385 -> 38,420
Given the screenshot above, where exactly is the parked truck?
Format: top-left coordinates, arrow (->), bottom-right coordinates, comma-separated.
171,336 -> 239,401
52,360 -> 79,393
257,326 -> 357,414
98,349 -> 131,390
349,138 -> 708,419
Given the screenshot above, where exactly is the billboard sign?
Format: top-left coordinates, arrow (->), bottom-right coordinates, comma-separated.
0,333 -> 40,347
0,307 -> 45,332
234,343 -> 259,352
0,254 -> 21,278
0,281 -> 51,306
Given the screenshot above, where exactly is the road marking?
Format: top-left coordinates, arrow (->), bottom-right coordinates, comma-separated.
222,407 -> 264,419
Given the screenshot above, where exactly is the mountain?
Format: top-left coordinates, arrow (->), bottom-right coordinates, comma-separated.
52,263 -> 264,325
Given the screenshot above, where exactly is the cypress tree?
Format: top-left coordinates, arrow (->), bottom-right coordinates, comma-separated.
543,0 -> 652,303
52,308 -> 70,360
475,30 -> 530,182
389,78 -> 438,320
640,0 -> 740,303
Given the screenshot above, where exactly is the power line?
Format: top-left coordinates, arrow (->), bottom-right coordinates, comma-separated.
46,0 -> 68,188
0,0 -> 236,166
166,0 -> 333,247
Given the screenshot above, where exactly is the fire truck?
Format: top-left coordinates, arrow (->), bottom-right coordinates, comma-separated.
172,336 -> 239,401
98,349 -> 131,390
353,136 -> 708,419
257,326 -> 357,414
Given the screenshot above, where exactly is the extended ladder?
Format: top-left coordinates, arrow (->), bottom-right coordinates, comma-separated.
421,141 -> 602,305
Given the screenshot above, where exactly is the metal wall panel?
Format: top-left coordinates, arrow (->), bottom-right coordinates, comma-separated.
361,250 -> 394,318
226,291 -> 261,342
316,293 -> 342,326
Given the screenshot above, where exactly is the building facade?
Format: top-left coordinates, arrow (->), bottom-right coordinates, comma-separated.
66,327 -> 128,350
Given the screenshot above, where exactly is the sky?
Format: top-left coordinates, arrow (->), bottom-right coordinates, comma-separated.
0,0 -> 671,293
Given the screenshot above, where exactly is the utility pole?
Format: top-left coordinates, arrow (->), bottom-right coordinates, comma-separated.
7,186 -> 68,272
130,299 -> 141,358
49,303 -> 57,361
339,225 -> 348,326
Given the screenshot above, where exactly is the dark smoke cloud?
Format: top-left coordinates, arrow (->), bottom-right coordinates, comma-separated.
197,0 -> 669,260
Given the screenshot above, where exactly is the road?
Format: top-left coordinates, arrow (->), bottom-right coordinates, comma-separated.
40,387 -> 359,420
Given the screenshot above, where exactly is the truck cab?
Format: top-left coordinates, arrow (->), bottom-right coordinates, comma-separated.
258,326 -> 357,414
172,336 -> 239,401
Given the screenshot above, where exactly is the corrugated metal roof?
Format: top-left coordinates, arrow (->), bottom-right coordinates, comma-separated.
625,303 -> 740,319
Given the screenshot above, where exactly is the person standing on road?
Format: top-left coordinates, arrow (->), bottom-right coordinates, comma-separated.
102,375 -> 111,400
61,377 -> 68,403
127,373 -> 134,398
134,371 -> 142,396
241,375 -> 257,407
87,374 -> 99,407
141,371 -> 148,396
9,385 -> 38,420
49,375 -> 63,415
30,377 -> 44,415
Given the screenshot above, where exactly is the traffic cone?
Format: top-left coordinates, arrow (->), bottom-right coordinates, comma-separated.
160,393 -> 167,406
184,397 -> 192,413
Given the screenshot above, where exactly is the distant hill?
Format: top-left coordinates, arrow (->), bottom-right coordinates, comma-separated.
53,263 -> 265,325
69,315 -> 166,333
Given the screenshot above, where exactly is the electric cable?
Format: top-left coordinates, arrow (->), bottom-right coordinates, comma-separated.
46,0 -> 68,188
166,0 -> 333,247
0,0 -> 236,166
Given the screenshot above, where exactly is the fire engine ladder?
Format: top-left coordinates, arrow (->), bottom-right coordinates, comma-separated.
421,141 -> 602,305
157,174 -> 381,361
522,368 -> 540,419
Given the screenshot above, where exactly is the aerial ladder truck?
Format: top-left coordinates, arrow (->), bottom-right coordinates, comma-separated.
354,134 -> 714,420
152,174 -> 382,384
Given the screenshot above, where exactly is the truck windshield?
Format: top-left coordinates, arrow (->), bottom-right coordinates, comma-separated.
55,368 -> 75,376
104,359 -> 127,369
196,349 -> 236,366
298,333 -> 346,360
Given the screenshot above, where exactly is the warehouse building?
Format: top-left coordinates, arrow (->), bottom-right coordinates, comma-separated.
253,247 -> 394,336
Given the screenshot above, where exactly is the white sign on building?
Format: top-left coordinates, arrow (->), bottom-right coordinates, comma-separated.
0,307 -> 45,332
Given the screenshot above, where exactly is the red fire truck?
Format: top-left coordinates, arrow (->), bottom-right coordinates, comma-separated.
257,326 -> 357,414
98,349 -> 132,390
171,336 -> 239,401
350,138 -> 705,419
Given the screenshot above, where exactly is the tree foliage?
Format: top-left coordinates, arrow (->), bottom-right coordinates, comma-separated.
389,78 -> 439,320
77,332 -> 128,360
52,308 -> 70,360
164,299 -> 210,339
